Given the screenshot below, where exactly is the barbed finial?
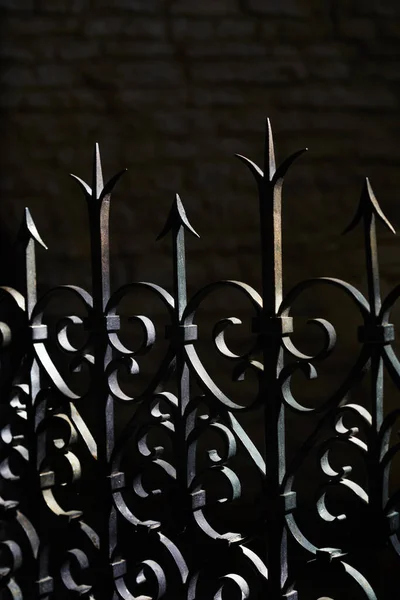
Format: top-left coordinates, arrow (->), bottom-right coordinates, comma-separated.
157,193 -> 199,241
343,177 -> 395,235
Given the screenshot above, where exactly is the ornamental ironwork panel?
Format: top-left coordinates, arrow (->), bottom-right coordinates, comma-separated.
0,120 -> 399,599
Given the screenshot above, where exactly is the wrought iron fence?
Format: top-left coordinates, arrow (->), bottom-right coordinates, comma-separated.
0,120 -> 399,599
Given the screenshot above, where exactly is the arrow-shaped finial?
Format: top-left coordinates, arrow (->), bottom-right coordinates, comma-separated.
156,193 -> 199,241
343,177 -> 395,235
235,118 -> 307,188
18,208 -> 48,250
70,143 -> 126,204
235,117 -> 277,184
235,119 -> 307,315
17,208 -> 47,318
343,178 -> 394,318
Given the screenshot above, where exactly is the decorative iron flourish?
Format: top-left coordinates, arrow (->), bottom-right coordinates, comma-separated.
0,120 -> 399,599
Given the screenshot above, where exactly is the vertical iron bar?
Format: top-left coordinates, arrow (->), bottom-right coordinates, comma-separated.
237,120 -> 305,597
158,194 -> 199,530
361,183 -> 384,535
72,145 -> 125,598
173,213 -> 191,526
87,145 -> 114,597
260,120 -> 287,597
19,209 -> 48,594
21,209 -> 45,429
344,177 -> 397,576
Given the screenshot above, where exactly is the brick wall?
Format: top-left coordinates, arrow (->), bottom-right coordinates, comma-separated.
1,0 -> 400,293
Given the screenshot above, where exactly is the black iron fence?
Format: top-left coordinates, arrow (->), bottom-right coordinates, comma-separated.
0,120 -> 399,599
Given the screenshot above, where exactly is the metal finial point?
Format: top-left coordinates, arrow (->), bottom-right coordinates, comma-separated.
265,117 -> 276,180
156,193 -> 200,241
365,177 -> 396,234
343,177 -> 395,235
71,158 -> 126,204
93,142 -> 104,200
236,120 -> 306,187
18,207 -> 48,250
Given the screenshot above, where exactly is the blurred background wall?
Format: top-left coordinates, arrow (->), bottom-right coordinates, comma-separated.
1,0 -> 400,295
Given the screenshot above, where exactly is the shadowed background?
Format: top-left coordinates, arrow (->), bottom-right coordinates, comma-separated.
1,0 -> 400,294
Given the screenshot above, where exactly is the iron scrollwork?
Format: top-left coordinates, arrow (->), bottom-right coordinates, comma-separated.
0,120 -> 399,598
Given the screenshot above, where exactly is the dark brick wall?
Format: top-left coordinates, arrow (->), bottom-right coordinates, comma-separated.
1,0 -> 400,294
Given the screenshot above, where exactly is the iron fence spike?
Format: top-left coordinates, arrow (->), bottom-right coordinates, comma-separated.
18,208 -> 47,250
343,177 -> 395,235
156,193 -> 199,241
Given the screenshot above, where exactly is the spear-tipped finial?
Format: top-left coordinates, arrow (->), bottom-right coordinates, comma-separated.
18,208 -> 48,250
17,208 -> 47,318
343,178 -> 394,318
343,177 -> 395,235
235,118 -> 307,187
70,143 -> 126,203
156,193 -> 200,241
